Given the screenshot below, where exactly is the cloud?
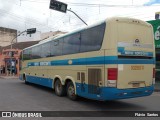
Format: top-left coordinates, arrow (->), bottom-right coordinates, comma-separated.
144,0 -> 160,6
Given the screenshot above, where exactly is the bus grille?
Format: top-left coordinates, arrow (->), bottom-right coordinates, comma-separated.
88,69 -> 101,94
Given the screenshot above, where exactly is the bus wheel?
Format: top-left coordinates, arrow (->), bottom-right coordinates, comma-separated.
67,82 -> 77,100
54,79 -> 65,96
23,74 -> 29,84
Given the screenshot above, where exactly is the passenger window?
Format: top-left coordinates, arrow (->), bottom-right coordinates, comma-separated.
41,42 -> 51,58
63,33 -> 80,55
51,38 -> 63,56
80,23 -> 105,52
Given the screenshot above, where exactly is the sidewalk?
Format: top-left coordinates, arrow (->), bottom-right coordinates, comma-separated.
155,81 -> 160,92
0,75 -> 18,79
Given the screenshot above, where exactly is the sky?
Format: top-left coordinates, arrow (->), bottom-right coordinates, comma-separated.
0,0 -> 160,41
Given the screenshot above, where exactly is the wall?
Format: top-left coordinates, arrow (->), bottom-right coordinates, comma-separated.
0,27 -> 17,47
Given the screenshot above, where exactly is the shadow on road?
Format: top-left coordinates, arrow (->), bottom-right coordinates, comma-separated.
78,97 -> 145,111
21,82 -> 54,94
20,82 -> 146,111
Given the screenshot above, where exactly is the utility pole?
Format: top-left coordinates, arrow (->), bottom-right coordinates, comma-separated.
9,30 -> 26,76
9,28 -> 36,76
67,9 -> 88,26
11,30 -> 26,50
49,0 -> 88,26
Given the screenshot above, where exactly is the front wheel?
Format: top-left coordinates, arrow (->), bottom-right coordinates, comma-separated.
67,82 -> 77,100
23,74 -> 29,84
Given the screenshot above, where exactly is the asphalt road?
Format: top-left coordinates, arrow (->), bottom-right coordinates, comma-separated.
0,78 -> 160,119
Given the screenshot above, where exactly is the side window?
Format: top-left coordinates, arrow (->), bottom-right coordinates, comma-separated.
28,48 -> 32,59
41,42 -> 51,58
63,33 -> 80,55
80,23 -> 105,52
23,50 -> 29,60
23,49 -> 31,60
50,38 -> 63,56
32,46 -> 41,59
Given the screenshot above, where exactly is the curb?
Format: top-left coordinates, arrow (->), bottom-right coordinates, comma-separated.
154,89 -> 160,92
0,76 -> 18,79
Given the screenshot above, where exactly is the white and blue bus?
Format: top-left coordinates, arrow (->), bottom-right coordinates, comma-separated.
20,17 -> 155,101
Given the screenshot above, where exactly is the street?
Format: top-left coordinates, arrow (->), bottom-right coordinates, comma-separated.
0,77 -> 159,112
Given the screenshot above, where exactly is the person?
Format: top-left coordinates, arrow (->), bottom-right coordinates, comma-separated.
0,66 -> 2,75
11,61 -> 16,75
2,65 -> 5,74
14,66 -> 17,75
7,63 -> 11,75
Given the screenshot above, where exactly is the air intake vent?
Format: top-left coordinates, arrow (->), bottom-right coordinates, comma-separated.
88,69 -> 101,94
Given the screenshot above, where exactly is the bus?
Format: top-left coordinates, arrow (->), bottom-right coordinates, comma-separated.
19,17 -> 155,101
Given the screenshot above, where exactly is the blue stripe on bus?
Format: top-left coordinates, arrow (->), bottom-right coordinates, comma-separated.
51,59 -> 69,66
118,47 -> 125,52
118,47 -> 153,57
26,75 -> 53,88
27,56 -> 155,67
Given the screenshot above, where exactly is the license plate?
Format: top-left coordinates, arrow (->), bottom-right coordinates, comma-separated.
132,83 -> 140,87
131,66 -> 144,70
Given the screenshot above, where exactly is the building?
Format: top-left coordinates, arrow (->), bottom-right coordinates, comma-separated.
0,41 -> 40,76
0,41 -> 40,52
0,27 -> 17,47
0,49 -> 22,75
0,31 -> 66,76
17,31 -> 66,42
147,19 -> 160,80
40,31 -> 66,40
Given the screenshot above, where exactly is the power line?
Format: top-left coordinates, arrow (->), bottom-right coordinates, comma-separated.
0,8 -> 56,31
20,0 -> 160,7
1,0 -> 159,33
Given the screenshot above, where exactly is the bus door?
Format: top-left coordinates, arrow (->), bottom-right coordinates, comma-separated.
116,20 -> 154,89
87,66 -> 104,95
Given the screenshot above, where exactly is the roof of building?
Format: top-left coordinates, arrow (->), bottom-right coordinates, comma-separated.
0,27 -> 17,33
0,41 -> 39,53
0,30 -> 67,53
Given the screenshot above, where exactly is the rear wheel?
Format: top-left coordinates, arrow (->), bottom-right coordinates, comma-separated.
54,79 -> 66,96
67,82 -> 77,100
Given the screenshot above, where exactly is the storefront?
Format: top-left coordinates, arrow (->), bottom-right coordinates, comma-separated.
147,19 -> 160,80
0,49 -> 22,76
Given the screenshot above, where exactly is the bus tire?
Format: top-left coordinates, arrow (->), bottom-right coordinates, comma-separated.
67,81 -> 77,101
23,74 -> 29,84
54,79 -> 65,96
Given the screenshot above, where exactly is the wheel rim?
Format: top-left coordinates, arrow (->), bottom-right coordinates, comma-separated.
68,85 -> 75,97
